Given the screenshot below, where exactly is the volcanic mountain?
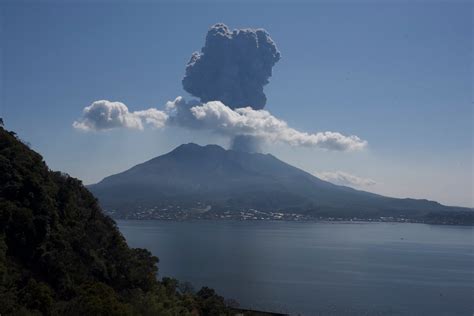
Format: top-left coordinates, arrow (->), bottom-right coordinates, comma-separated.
88,143 -> 470,222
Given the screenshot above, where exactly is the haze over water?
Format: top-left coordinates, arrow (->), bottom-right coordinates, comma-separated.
117,221 -> 473,316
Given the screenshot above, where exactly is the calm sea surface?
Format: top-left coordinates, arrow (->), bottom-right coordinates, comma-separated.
117,220 -> 473,316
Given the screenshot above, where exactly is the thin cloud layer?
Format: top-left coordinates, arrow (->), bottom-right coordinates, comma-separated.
73,100 -> 168,131
316,171 -> 376,188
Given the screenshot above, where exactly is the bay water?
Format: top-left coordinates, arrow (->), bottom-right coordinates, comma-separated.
117,220 -> 473,315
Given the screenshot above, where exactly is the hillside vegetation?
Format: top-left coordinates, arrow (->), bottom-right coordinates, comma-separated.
0,127 -> 233,315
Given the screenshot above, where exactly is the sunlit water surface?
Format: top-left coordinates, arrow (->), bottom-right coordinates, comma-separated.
117,220 -> 473,316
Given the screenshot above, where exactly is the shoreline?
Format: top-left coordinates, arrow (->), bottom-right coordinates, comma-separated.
111,215 -> 474,226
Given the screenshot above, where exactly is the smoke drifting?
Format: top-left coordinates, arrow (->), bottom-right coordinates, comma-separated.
166,98 -> 367,152
182,23 -> 280,151
190,101 -> 367,151
182,23 -> 280,110
73,23 -> 368,153
230,135 -> 262,153
73,97 -> 367,152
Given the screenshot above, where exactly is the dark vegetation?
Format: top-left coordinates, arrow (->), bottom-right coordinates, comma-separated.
0,126 -> 238,315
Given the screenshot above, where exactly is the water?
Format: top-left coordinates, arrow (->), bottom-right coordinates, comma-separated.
117,220 -> 473,316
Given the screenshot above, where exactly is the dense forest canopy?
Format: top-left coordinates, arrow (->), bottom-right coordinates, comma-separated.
0,126 -> 234,315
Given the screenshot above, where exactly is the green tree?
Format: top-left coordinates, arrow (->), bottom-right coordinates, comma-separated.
0,126 -> 234,315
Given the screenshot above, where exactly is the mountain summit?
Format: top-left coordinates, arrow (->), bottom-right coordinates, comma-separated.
89,143 -> 470,222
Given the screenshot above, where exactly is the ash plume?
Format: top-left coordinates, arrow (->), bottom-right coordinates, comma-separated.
182,23 -> 280,151
73,23 -> 368,154
230,135 -> 262,153
182,23 -> 281,110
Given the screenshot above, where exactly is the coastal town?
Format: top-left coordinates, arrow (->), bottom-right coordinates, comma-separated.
104,205 -> 472,225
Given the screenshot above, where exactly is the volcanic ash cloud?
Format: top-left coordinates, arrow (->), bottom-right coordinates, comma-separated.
182,23 -> 281,110
73,23 -> 368,153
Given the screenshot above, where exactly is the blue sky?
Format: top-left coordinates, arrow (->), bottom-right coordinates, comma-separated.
1,1 -> 472,207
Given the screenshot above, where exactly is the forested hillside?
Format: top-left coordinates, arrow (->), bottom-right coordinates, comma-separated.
0,126 -> 232,315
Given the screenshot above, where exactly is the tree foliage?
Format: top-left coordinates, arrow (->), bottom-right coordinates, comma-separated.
0,127 -> 232,315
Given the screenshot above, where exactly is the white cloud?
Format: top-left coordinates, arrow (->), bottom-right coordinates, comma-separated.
165,96 -> 202,128
73,97 -> 367,152
186,100 -> 367,151
315,171 -> 376,188
73,100 -> 168,131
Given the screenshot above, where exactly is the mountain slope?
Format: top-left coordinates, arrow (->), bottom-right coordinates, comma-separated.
0,128 -> 233,315
89,143 -> 470,221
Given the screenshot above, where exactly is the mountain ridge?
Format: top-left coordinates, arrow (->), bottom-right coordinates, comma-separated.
89,143 -> 471,223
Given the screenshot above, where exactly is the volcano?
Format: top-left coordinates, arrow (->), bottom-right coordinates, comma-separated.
88,143 -> 470,222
